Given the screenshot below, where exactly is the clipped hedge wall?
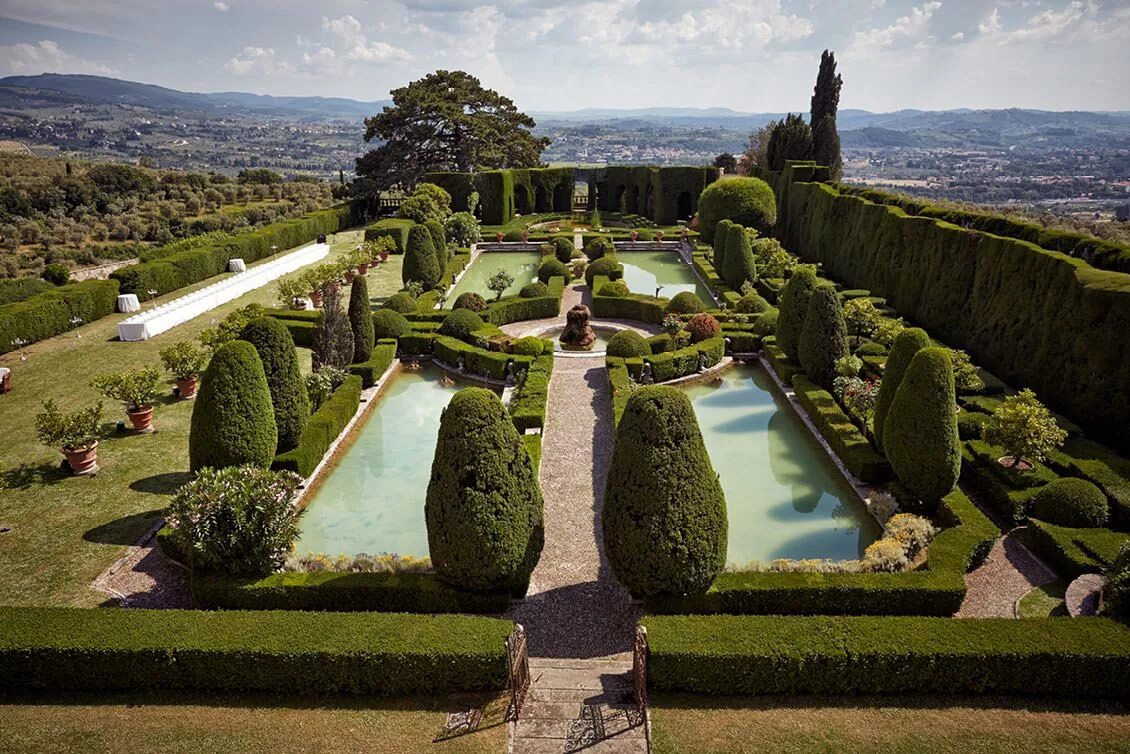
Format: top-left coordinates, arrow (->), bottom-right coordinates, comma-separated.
272,375 -> 362,477
770,164 -> 1130,454
349,339 -> 397,388
433,335 -> 535,381
643,614 -> 1130,697
421,171 -> 477,212
791,373 -> 892,483
0,278 -> 119,354
591,274 -> 666,324
510,354 -> 553,432
363,217 -> 415,253
192,571 -> 510,614
1018,519 -> 1130,580
0,607 -> 511,694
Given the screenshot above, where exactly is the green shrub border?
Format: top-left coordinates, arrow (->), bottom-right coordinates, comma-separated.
272,375 -> 362,477
791,373 -> 892,484
0,279 -> 119,355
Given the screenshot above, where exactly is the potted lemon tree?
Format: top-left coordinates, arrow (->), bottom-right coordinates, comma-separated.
36,399 -> 104,475
159,340 -> 209,399
91,366 -> 162,432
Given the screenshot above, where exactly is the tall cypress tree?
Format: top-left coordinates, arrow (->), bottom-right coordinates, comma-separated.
348,275 -> 374,363
723,223 -> 758,291
239,317 -> 309,453
766,114 -> 813,171
312,283 -> 355,370
810,49 -> 844,180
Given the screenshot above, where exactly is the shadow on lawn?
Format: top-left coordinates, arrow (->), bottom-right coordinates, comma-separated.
650,692 -> 1130,716
129,471 -> 192,496
0,461 -> 70,490
82,509 -> 164,545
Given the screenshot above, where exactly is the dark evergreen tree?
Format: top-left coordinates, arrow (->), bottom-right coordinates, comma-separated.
723,223 -> 758,291
775,265 -> 817,362
874,327 -> 931,448
312,283 -> 355,369
810,50 -> 844,180
426,387 -> 544,592
713,153 -> 738,172
798,285 -> 849,390
424,219 -> 448,274
403,224 -> 441,290
189,340 -> 277,472
766,114 -> 814,171
348,275 -> 374,363
712,218 -> 733,271
812,114 -> 843,181
239,317 -> 309,453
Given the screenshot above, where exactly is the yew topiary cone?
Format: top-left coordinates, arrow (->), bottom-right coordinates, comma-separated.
775,265 -> 817,362
239,317 -> 309,453
403,223 -> 440,290
874,327 -> 931,448
426,388 -> 544,593
348,275 -> 374,363
602,385 -> 727,596
798,285 -> 848,390
189,340 -> 277,472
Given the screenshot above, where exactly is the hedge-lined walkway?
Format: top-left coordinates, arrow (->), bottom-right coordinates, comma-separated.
510,283 -> 646,753
956,531 -> 1057,618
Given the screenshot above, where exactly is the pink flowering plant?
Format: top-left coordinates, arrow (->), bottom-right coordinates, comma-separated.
166,465 -> 302,576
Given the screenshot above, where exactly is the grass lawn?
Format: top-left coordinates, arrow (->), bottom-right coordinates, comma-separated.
0,691 -> 505,754
1017,580 -> 1069,618
0,230 -> 404,606
650,694 -> 1130,754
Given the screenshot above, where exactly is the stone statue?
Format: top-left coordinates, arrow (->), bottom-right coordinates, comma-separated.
559,304 -> 596,350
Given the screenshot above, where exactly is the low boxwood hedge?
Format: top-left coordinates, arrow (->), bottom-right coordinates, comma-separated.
0,607 -> 510,694
363,218 -> 415,253
433,335 -> 536,381
191,572 -> 511,614
791,374 -> 892,483
348,339 -> 397,388
591,275 -> 667,324
0,279 -> 119,354
643,614 -> 1130,697
1018,519 -> 1130,580
510,354 -> 553,432
272,375 -> 362,477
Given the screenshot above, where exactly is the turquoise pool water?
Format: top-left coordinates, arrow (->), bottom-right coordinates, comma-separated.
294,369 -> 474,557
618,251 -> 713,304
683,366 -> 881,565
444,252 -> 541,307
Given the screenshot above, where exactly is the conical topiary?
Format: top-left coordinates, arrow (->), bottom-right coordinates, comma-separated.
424,219 -> 448,276
602,385 -> 727,596
775,265 -> 817,362
239,317 -> 309,453
874,327 -> 931,448
426,388 -> 544,592
723,223 -> 758,291
189,340 -> 278,472
883,347 -> 960,511
348,275 -> 374,363
403,224 -> 440,290
798,285 -> 848,390
712,218 -> 733,271
312,283 -> 354,370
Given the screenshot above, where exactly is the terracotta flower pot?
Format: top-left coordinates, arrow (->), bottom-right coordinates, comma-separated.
344,270 -> 357,284
379,251 -> 390,262
127,405 -> 155,433
63,442 -> 98,476
309,290 -> 324,308
357,262 -> 370,276
496,232 -> 505,242
176,377 -> 198,399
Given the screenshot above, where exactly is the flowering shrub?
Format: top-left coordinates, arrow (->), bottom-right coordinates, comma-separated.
949,349 -> 985,393
863,538 -> 910,572
872,317 -> 905,347
884,513 -> 937,558
842,297 -> 883,339
686,313 -> 721,343
835,354 -> 863,377
166,465 -> 302,576
983,388 -> 1068,467
285,552 -> 433,573
305,365 -> 349,410
833,375 -> 881,431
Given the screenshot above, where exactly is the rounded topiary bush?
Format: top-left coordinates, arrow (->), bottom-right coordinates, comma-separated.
403,224 -> 440,290
549,236 -> 575,264
373,308 -> 411,341
519,281 -> 549,298
538,258 -> 571,284
585,255 -> 620,287
426,387 -> 544,592
798,285 -> 849,390
632,228 -> 655,241
239,317 -> 309,453
752,309 -> 778,337
875,327 -> 931,448
599,280 -> 630,297
857,341 -> 888,356
1030,478 -> 1109,528
438,308 -> 485,341
511,336 -> 544,356
383,292 -> 418,314
189,340 -> 278,472
882,347 -> 960,512
348,275 -> 374,363
503,229 -> 527,242
1104,543 -> 1130,620
686,313 -> 721,343
607,329 -> 651,358
665,291 -> 705,315
775,266 -> 816,362
453,292 -> 488,311
585,236 -> 615,261
697,177 -> 777,242
735,291 -> 770,314
603,385 -> 727,596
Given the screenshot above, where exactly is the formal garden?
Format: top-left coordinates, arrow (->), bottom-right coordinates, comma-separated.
2,158 -> 1130,753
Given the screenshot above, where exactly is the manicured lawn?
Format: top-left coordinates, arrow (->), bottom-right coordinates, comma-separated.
0,231 -> 403,606
650,694 -> 1130,754
1017,580 -> 1069,618
0,691 -> 505,754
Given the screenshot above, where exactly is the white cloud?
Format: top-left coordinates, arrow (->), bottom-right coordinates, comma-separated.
223,46 -> 284,76
0,39 -> 117,77
851,1 -> 941,53
321,14 -> 412,63
978,8 -> 1001,35
212,1 -> 229,12
951,31 -> 964,40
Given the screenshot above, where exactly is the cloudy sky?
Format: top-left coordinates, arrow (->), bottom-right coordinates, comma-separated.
1,0 -> 1127,112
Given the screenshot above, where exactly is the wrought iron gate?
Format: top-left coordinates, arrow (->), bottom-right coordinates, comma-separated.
505,623 -> 530,721
632,625 -> 649,715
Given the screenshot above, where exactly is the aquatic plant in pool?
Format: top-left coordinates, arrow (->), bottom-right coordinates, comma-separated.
444,252 -> 540,307
682,365 -> 880,565
294,368 -> 487,558
618,251 -> 713,303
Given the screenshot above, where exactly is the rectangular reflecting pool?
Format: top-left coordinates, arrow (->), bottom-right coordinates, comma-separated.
294,368 -> 477,558
618,251 -> 713,304
444,251 -> 541,307
682,365 -> 881,565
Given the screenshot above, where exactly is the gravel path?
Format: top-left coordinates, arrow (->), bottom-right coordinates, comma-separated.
955,530 -> 1057,618
90,521 -> 192,608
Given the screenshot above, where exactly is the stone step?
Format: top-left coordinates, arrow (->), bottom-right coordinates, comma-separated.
530,666 -> 632,691
514,707 -> 644,740
510,738 -> 648,754
529,655 -> 633,670
526,685 -> 636,705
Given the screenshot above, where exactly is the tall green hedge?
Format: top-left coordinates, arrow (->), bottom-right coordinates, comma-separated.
189,340 -> 278,471
426,388 -> 544,593
775,266 -> 817,362
363,218 -> 415,253
603,386 -> 727,596
770,165 -> 1130,454
874,327 -> 931,449
348,276 -> 374,363
272,375 -> 361,477
239,317 -> 309,453
0,607 -> 511,695
0,279 -> 119,354
403,224 -> 440,290
798,285 -> 848,390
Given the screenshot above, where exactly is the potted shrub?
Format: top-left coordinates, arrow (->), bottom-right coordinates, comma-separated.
983,388 -> 1067,470
159,340 -> 209,399
91,366 -> 162,432
276,277 -> 309,310
36,399 -> 103,475
357,243 -> 374,275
